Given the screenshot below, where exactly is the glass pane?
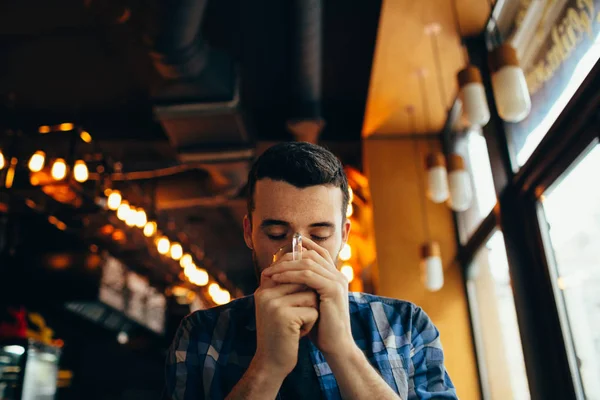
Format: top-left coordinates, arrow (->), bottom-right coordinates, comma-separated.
486,0 -> 600,170
467,230 -> 530,400
541,143 -> 600,398
455,127 -> 497,244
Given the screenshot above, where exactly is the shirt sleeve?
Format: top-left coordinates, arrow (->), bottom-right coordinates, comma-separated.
409,306 -> 458,400
165,313 -> 208,400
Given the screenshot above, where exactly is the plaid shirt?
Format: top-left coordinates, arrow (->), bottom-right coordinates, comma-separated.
165,292 -> 457,399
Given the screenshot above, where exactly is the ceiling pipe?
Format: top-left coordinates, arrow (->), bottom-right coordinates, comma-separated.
286,0 -> 325,144
150,0 -> 210,79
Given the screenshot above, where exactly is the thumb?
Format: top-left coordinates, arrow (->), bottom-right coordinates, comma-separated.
260,271 -> 278,289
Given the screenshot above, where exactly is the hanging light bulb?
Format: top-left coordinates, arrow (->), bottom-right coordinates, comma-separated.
156,236 -> 170,255
170,242 -> 183,260
447,154 -> 473,212
341,264 -> 354,282
213,288 -> 231,305
134,208 -> 147,228
125,205 -> 137,227
4,157 -> 17,188
457,66 -> 490,127
488,43 -> 531,123
143,221 -> 157,237
194,268 -> 209,286
420,242 -> 444,292
58,123 -> 74,131
116,201 -> 130,221
107,191 -> 122,211
208,283 -> 221,298
51,158 -> 68,180
180,253 -> 193,268
28,151 -> 46,172
73,160 -> 89,182
0,150 -> 5,170
184,263 -> 196,280
425,152 -> 449,203
339,243 -> 351,261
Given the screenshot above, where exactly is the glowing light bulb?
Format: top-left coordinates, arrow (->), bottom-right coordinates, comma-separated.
184,263 -> 196,279
170,242 -> 183,260
134,209 -> 147,228
107,191 -> 122,210
208,283 -> 221,298
80,131 -> 92,143
116,201 -> 130,221
125,206 -> 137,227
157,237 -> 170,255
346,204 -> 353,218
341,264 -> 354,282
51,159 -> 67,180
195,268 -> 209,286
213,289 -> 231,305
339,243 -> 351,261
28,151 -> 46,172
180,253 -> 193,268
73,160 -> 89,182
143,221 -> 157,237
0,150 -> 5,170
59,123 -> 74,131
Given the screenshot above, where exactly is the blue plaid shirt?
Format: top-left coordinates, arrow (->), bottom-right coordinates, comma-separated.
165,292 -> 457,399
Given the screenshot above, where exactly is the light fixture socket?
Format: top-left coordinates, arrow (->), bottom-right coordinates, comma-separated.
425,152 -> 446,169
447,154 -> 466,172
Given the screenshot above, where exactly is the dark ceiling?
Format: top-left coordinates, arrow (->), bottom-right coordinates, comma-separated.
0,0 -> 382,295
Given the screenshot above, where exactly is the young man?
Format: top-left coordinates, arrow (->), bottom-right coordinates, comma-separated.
165,142 -> 457,400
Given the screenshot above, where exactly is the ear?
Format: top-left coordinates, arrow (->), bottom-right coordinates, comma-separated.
243,214 -> 254,249
342,218 -> 351,244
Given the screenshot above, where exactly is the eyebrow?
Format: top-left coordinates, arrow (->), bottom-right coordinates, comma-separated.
259,219 -> 336,229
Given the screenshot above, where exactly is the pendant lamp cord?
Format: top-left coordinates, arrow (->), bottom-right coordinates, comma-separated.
412,136 -> 431,242
429,28 -> 448,113
417,69 -> 435,152
451,0 -> 470,64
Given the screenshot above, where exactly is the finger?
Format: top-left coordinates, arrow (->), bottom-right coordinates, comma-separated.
289,307 -> 319,337
301,236 -> 336,266
277,291 -> 318,309
258,282 -> 305,301
271,248 -> 331,271
271,270 -> 337,294
259,272 -> 278,289
265,259 -> 339,282
301,249 -> 338,275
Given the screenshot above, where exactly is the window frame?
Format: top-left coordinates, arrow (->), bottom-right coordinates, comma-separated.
449,31 -> 600,399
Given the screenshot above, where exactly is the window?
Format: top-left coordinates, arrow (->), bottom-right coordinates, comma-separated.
539,142 -> 600,399
467,230 -> 530,400
455,127 -> 497,244
487,0 -> 600,169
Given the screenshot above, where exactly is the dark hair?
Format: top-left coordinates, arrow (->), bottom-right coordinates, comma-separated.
247,142 -> 349,221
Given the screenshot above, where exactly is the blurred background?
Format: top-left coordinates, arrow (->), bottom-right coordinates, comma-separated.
0,0 -> 599,399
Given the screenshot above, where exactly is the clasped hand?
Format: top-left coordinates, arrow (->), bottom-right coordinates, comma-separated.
254,236 -> 353,379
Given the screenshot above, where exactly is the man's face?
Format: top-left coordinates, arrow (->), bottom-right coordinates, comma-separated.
243,179 -> 351,276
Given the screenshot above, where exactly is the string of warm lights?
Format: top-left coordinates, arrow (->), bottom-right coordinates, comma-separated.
104,188 -> 231,305
0,124 -> 93,188
2,122 -> 231,305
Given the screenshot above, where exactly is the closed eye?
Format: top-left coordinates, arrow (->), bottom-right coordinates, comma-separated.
311,236 -> 330,242
267,234 -> 287,241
